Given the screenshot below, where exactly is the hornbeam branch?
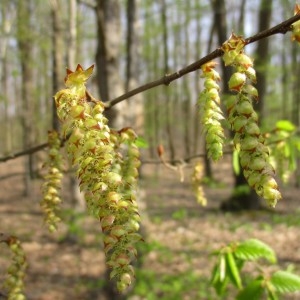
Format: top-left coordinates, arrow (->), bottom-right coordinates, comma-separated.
104,13 -> 300,109
0,143 -> 48,163
0,14 -> 299,163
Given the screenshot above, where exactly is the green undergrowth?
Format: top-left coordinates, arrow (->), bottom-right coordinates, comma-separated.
129,269 -> 213,300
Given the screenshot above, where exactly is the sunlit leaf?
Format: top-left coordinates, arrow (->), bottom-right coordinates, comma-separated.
234,239 -> 276,263
275,120 -> 295,132
271,271 -> 300,294
135,136 -> 149,148
225,252 -> 243,289
233,149 -> 240,175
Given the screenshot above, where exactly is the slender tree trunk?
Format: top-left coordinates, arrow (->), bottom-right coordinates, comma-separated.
17,0 -> 35,195
192,0 -> 203,156
94,1 -> 126,298
202,6 -> 216,179
0,1 -> 14,153
291,43 -> 300,186
68,0 -> 77,70
211,0 -> 272,210
182,1 -> 192,158
95,0 -> 125,128
160,0 -> 175,161
255,0 -> 273,120
50,0 -> 65,131
125,0 -> 144,134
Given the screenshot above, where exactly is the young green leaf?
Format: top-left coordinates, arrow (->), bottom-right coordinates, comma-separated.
236,278 -> 264,300
210,256 -> 229,296
271,270 -> 300,294
232,149 -> 240,175
135,136 -> 149,148
225,252 -> 243,290
234,239 -> 276,263
275,120 -> 296,132
266,287 -> 279,300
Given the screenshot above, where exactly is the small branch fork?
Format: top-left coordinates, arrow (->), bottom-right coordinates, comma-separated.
0,13 -> 299,163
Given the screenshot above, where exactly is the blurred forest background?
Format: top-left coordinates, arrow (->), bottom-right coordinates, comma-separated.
1,0 -> 300,299
0,0 -> 299,160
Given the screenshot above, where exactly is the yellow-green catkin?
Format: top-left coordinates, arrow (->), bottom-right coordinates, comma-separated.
54,64 -> 142,292
40,130 -> 63,232
292,4 -> 300,43
198,61 -> 225,161
2,235 -> 27,300
191,161 -> 207,206
222,33 -> 282,207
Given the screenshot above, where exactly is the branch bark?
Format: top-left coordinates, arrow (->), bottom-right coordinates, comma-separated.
105,13 -> 300,109
0,13 -> 299,163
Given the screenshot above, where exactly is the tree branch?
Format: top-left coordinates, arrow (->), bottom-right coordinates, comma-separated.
0,14 -> 299,163
105,13 -> 300,109
0,143 -> 48,163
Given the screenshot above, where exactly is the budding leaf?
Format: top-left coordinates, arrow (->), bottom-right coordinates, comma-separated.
271,271 -> 300,294
234,239 -> 276,263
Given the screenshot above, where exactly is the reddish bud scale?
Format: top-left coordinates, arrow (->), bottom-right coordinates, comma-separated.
157,144 -> 164,156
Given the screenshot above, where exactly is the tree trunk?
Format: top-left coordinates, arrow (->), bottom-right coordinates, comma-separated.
94,1 -> 127,298
212,0 -> 272,210
125,0 -> 144,134
95,0 -> 125,128
255,0 -> 273,120
0,1 -> 14,153
182,1 -> 192,158
17,0 -> 35,195
160,0 -> 175,161
50,0 -> 65,131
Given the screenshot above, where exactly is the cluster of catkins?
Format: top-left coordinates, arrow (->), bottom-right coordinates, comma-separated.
191,161 -> 207,206
54,65 -> 141,292
40,130 -> 63,232
222,33 -> 281,207
2,235 -> 27,300
198,61 -> 225,161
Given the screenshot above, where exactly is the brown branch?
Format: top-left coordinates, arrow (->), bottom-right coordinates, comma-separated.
105,13 -> 300,109
1,14 -> 299,163
0,143 -> 48,163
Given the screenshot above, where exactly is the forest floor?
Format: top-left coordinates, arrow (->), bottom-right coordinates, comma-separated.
0,156 -> 300,300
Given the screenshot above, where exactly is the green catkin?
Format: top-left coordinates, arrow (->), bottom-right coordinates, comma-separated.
40,130 -> 63,232
222,34 -> 282,207
54,64 -> 142,292
191,161 -> 207,206
2,235 -> 27,300
198,61 -> 225,161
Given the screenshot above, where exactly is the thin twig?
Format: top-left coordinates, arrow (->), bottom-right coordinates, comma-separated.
105,13 -> 300,109
0,14 -> 299,163
0,143 -> 48,163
